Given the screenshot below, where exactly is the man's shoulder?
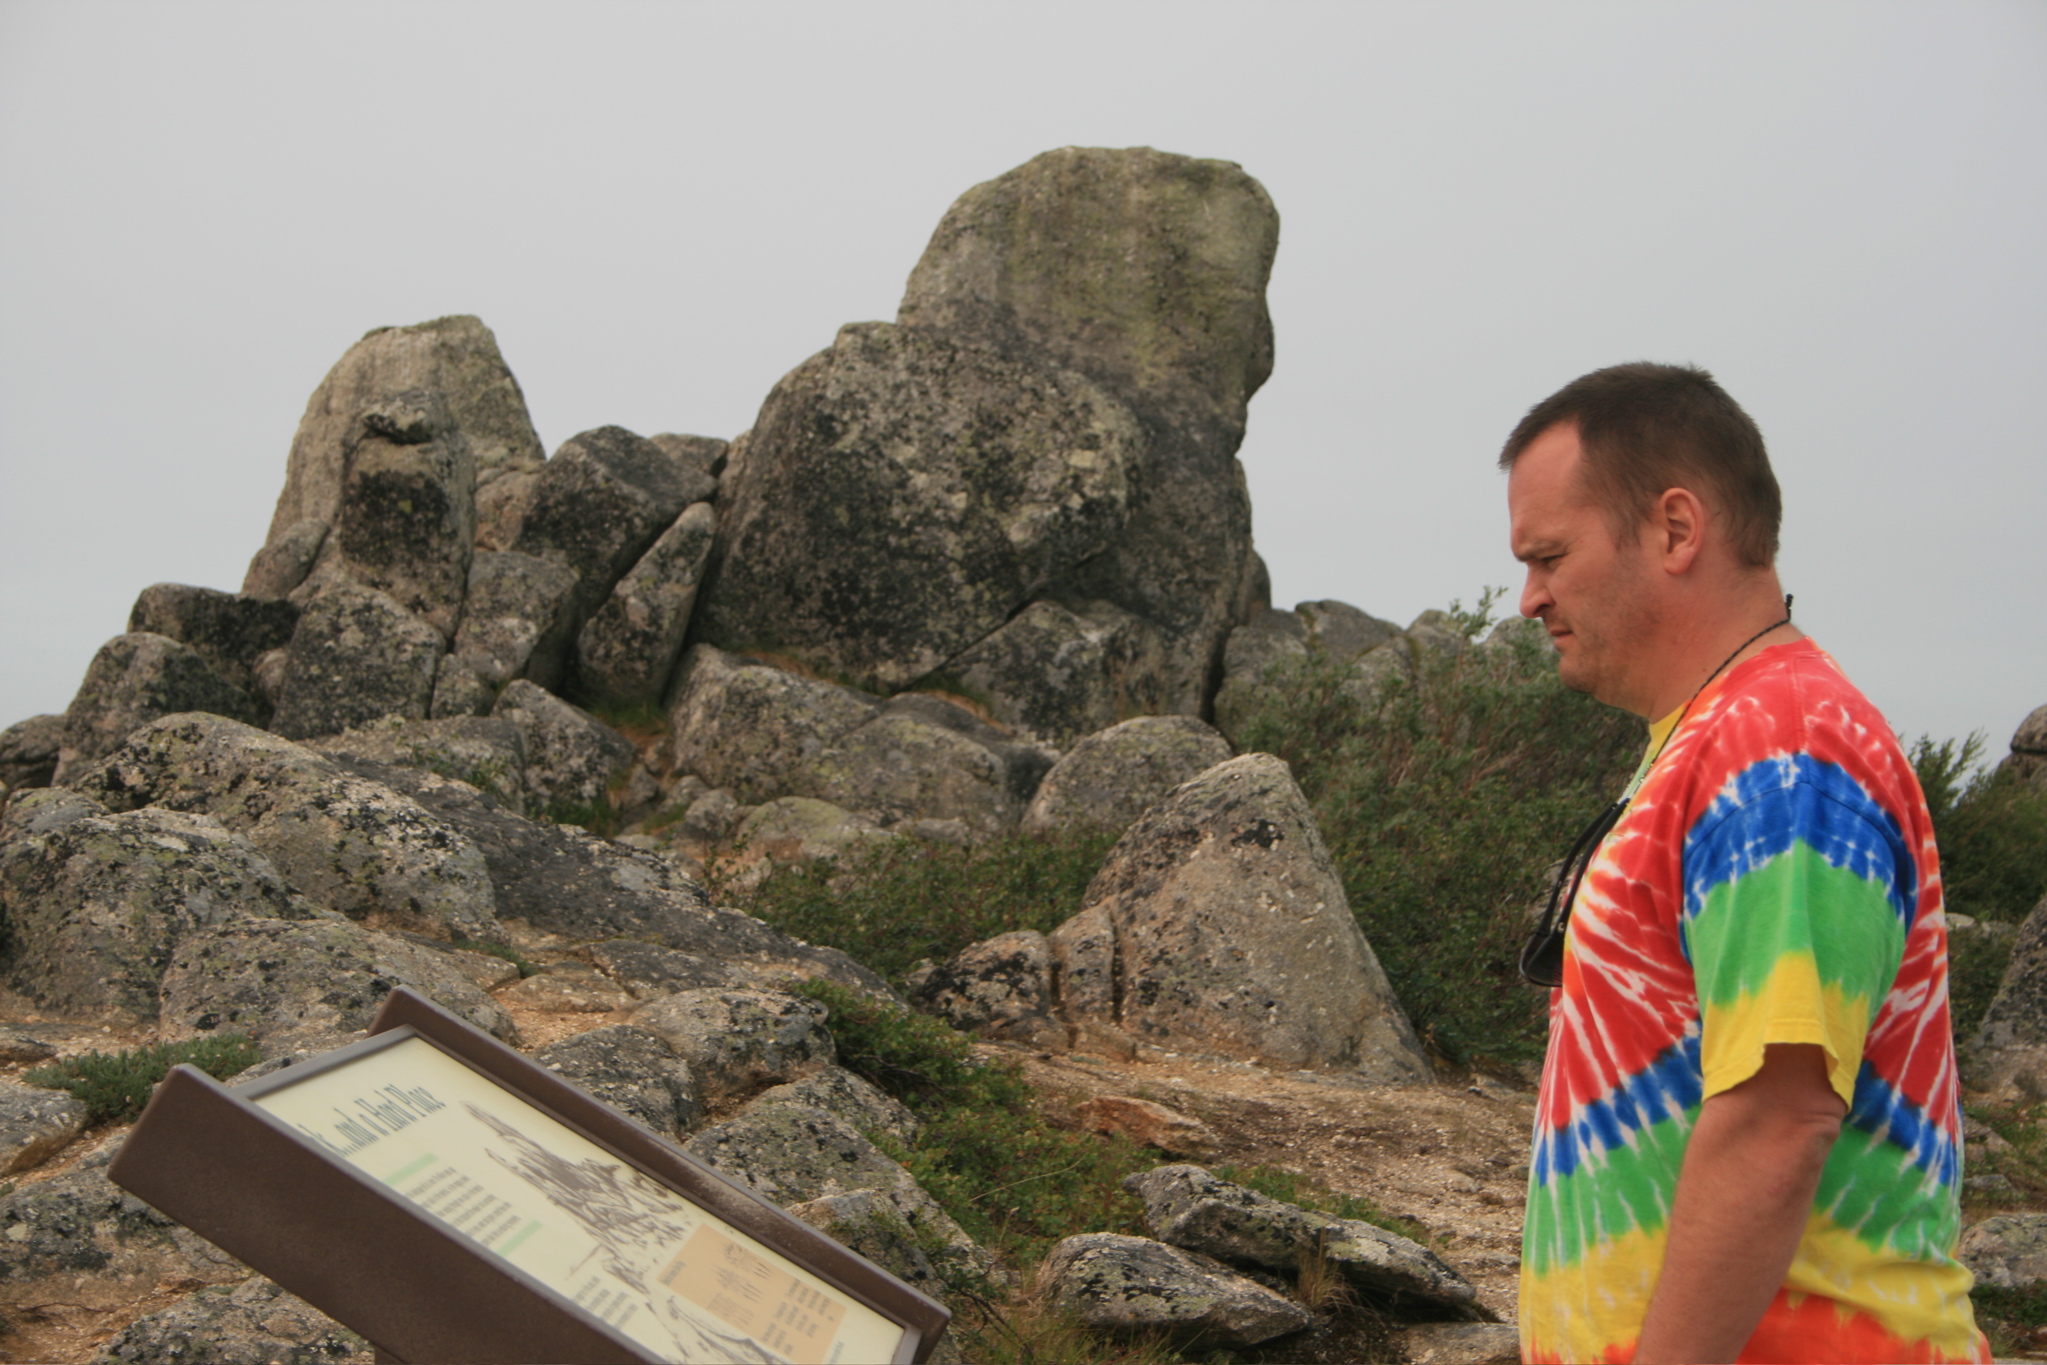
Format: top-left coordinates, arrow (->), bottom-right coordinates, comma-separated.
1690,639 -> 1923,827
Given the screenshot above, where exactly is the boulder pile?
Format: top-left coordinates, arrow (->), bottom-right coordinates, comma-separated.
26,142 -> 2015,1362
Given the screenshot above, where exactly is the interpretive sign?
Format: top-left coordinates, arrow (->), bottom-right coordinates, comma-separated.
109,989 -> 949,1365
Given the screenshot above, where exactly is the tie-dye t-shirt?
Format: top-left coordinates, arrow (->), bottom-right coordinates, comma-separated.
1520,639 -> 1986,1364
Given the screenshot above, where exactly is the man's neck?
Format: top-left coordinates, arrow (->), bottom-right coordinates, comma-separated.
1637,574 -> 1800,720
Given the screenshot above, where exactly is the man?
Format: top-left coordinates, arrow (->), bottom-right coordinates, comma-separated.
1502,363 -> 1986,1364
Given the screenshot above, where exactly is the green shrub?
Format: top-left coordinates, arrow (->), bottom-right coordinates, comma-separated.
1233,598 -> 1640,1067
1911,734 -> 2047,1035
734,828 -> 1120,988
1914,733 -> 2047,924
796,980 -> 1146,1267
27,1035 -> 262,1124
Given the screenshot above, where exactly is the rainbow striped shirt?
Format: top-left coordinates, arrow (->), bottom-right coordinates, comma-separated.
1520,639 -> 1986,1364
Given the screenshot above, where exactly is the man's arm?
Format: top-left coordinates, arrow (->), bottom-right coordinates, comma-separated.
1631,1042 -> 1846,1364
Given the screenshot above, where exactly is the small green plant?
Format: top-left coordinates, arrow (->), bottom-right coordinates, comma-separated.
1910,733 -> 2047,1035
733,828 -> 1119,988
450,937 -> 544,978
28,1035 -> 262,1124
796,981 -> 1148,1262
544,796 -> 621,838
1971,1282 -> 2047,1360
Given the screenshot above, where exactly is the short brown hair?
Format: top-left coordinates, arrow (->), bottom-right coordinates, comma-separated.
1499,362 -> 1782,567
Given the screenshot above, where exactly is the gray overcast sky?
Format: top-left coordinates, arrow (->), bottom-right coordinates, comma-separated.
3,1 -> 2043,758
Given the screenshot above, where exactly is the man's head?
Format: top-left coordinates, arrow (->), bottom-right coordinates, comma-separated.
1499,362 -> 1781,567
1502,363 -> 1788,716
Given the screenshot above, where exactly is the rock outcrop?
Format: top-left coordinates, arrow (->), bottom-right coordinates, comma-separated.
696,146 -> 1277,730
247,314 -> 540,598
1049,754 -> 1430,1081
2003,704 -> 2047,789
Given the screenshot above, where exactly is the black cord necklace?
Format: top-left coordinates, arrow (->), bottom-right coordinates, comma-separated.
1518,594 -> 1795,988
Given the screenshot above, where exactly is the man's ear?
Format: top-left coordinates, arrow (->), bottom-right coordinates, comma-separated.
1654,486 -> 1706,575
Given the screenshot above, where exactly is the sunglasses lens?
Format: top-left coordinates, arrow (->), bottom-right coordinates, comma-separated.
1520,924 -> 1565,989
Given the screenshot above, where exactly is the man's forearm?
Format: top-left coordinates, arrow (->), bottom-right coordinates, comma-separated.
1631,1043 -> 1845,1364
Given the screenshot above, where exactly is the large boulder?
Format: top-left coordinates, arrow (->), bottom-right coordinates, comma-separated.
127,584 -> 301,705
1959,1213 -> 2047,1289
0,800 -> 323,1023
900,145 -> 1280,716
693,322 -> 1144,693
1965,892 -> 2047,1097
937,598 -> 1172,746
443,550 -> 579,696
574,500 -> 717,710
307,715 -> 531,816
664,646 -> 881,804
157,917 -> 516,1049
1022,715 -> 1233,837
0,1079 -> 89,1176
52,634 -> 263,784
531,1025 -> 704,1138
906,931 -> 1061,1047
1048,753 -> 1429,1081
267,585 -> 446,740
247,315 -> 542,590
0,713 -> 63,791
508,425 -> 705,630
801,704 -> 1029,840
1036,1233 -> 1311,1349
900,146 -> 1277,435
299,386 -> 476,637
489,680 -> 637,815
76,714 -> 504,942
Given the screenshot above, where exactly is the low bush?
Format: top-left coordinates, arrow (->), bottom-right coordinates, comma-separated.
1911,733 -> 2047,1035
734,828 -> 1120,988
1232,597 -> 1640,1068
27,1034 -> 262,1124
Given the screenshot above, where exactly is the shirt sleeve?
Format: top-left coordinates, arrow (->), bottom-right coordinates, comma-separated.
1680,775 -> 1911,1106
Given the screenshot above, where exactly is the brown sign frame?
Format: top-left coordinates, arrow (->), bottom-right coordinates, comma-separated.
108,987 -> 951,1364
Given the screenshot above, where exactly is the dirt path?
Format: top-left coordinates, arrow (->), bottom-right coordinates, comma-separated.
1005,1041 -> 1535,1323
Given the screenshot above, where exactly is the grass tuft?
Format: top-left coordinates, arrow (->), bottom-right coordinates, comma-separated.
27,1035 -> 262,1125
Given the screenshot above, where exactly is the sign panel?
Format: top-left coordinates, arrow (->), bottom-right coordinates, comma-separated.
249,1035 -> 904,1365
109,988 -> 948,1365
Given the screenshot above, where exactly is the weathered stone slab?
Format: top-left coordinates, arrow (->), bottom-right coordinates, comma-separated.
532,1025 -> 703,1138
0,1080 -> 88,1175
630,989 -> 834,1104
1037,1232 -> 1311,1349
